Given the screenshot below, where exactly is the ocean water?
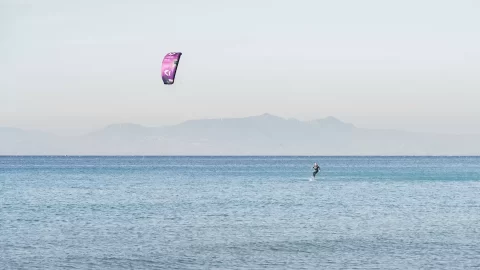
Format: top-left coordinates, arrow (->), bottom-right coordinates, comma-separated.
1,156 -> 480,269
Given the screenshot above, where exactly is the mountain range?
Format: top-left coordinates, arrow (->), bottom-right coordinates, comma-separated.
1,114 -> 479,155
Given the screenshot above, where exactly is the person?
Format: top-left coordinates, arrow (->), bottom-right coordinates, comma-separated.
312,162 -> 320,178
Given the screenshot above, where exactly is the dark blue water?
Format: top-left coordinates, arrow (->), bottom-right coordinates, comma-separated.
1,156 -> 480,269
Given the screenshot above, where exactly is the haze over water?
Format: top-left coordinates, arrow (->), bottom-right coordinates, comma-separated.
2,156 -> 480,269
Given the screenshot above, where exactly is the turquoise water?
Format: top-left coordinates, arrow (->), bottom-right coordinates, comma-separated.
1,156 -> 480,269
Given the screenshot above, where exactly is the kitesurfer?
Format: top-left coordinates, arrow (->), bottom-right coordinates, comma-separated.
312,162 -> 320,178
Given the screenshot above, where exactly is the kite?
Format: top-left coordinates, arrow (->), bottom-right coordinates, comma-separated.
161,52 -> 182,85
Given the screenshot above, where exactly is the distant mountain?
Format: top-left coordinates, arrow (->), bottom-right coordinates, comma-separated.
1,114 -> 479,155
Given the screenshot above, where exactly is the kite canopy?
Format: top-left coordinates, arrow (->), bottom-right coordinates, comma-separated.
161,52 -> 182,85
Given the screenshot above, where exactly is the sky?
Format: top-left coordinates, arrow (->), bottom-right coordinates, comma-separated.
1,0 -> 479,135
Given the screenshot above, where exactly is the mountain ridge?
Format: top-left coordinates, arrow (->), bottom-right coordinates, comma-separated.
1,113 -> 479,155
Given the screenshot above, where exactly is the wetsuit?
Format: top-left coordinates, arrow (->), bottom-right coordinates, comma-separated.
313,165 -> 320,177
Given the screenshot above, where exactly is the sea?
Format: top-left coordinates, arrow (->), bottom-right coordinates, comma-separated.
1,156 -> 480,269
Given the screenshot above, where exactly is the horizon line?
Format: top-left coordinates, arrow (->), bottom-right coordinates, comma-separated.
2,155 -> 480,157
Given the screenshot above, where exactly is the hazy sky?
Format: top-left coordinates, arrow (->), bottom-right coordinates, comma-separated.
2,0 -> 479,135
